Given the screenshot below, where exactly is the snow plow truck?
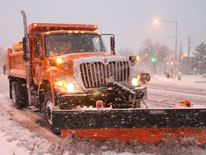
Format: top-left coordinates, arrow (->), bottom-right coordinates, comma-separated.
6,11 -> 206,144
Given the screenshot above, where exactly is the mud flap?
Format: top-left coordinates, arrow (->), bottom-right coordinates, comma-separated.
52,108 -> 206,143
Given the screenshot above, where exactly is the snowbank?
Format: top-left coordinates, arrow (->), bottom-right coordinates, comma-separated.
151,74 -> 206,89
0,105 -> 52,155
0,74 -> 206,155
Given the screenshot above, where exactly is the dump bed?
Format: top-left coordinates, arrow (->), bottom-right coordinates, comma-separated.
7,49 -> 26,79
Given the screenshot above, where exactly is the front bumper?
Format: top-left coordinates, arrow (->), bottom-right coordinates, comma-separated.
57,85 -> 147,109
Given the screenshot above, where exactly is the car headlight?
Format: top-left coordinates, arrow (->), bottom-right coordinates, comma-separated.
66,83 -> 75,92
55,80 -> 79,92
55,80 -> 66,87
49,57 -> 69,66
131,78 -> 138,86
56,58 -> 63,64
56,80 -> 65,87
131,78 -> 139,86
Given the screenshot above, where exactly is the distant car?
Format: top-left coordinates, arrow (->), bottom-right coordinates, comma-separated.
139,73 -> 151,83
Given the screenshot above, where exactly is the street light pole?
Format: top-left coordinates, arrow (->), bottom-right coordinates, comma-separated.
154,19 -> 178,78
174,21 -> 177,78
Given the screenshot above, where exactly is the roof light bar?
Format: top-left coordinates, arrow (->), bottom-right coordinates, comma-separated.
29,23 -> 98,34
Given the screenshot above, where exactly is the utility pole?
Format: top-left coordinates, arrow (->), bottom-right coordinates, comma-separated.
174,21 -> 178,78
188,36 -> 191,58
153,19 -> 177,78
179,42 -> 183,72
187,36 -> 192,75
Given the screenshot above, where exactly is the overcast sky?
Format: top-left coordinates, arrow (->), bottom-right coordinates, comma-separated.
0,0 -> 206,55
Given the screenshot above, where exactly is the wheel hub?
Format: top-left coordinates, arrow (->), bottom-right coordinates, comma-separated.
45,100 -> 54,125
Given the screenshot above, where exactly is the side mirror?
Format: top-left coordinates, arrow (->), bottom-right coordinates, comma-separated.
110,36 -> 115,55
129,56 -> 136,66
23,37 -> 30,61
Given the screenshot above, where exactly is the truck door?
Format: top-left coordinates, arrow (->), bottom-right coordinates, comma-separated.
32,36 -> 44,85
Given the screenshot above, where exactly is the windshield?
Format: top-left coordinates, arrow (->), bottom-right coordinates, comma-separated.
45,33 -> 107,57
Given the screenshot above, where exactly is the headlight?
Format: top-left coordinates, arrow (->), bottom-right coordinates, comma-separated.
66,83 -> 75,92
55,80 -> 66,87
131,78 -> 139,86
137,74 -> 141,80
54,79 -> 80,93
49,58 -> 63,66
56,58 -> 63,64
56,80 -> 64,87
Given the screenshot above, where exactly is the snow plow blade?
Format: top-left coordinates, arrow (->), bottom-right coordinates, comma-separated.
52,108 -> 206,144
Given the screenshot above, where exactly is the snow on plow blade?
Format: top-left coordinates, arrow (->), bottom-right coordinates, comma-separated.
52,108 -> 206,144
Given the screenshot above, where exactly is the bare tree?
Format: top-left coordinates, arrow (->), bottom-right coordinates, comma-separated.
138,38 -> 171,73
139,38 -> 153,63
117,48 -> 134,57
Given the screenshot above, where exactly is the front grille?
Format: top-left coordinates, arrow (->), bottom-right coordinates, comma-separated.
80,61 -> 129,88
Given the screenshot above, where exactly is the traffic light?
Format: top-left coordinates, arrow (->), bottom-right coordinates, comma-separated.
150,57 -> 157,63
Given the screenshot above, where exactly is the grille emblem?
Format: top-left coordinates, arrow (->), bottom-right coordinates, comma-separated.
103,58 -> 108,64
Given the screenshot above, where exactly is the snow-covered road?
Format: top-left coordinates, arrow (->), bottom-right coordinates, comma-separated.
0,74 -> 60,154
0,74 -> 206,154
145,75 -> 206,108
146,88 -> 206,108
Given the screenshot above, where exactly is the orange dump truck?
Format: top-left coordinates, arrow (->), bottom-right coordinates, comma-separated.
6,11 -> 206,143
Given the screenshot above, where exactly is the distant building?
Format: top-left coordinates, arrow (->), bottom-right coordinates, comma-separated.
179,56 -> 206,75
179,56 -> 196,74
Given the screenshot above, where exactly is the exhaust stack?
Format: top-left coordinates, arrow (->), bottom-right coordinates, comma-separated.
21,10 -> 31,106
21,10 -> 28,36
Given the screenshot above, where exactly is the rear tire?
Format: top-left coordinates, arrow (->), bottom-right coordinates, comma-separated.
11,80 -> 27,109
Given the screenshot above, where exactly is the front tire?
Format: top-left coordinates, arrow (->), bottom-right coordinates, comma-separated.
43,91 -> 60,133
43,91 -> 55,129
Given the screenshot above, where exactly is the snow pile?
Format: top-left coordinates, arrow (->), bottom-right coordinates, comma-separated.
0,106 -> 54,155
56,134 -> 206,155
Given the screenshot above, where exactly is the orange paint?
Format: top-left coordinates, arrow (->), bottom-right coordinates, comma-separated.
29,23 -> 98,34
61,128 -> 206,144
